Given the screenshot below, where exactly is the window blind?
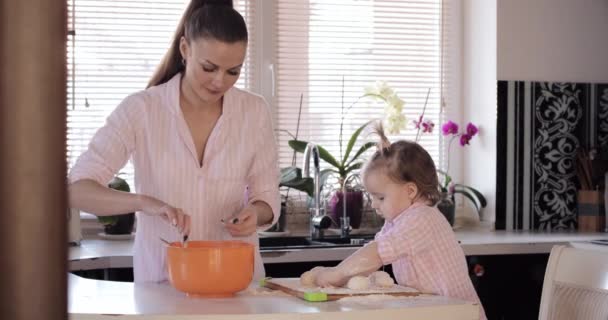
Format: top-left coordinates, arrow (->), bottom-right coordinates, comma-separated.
274,0 -> 443,174
66,0 -> 255,186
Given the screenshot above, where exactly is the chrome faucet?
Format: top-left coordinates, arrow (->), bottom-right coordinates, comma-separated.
340,178 -> 353,238
303,143 -> 331,240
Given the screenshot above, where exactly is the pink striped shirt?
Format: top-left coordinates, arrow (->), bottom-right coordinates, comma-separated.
69,74 -> 280,283
375,202 -> 486,320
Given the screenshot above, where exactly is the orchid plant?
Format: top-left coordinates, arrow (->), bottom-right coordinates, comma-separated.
438,121 -> 486,212
288,80 -> 406,187
413,105 -> 487,213
285,80 -> 406,229
365,81 -> 408,135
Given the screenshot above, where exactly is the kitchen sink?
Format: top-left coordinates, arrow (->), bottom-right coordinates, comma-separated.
317,235 -> 374,245
258,236 -> 329,249
258,235 -> 374,249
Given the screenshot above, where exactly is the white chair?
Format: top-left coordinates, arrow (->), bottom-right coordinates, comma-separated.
539,245 -> 608,320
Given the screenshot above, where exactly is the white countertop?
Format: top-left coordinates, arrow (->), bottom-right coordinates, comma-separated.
569,240 -> 608,253
457,229 -> 608,255
68,274 -> 479,319
69,227 -> 608,271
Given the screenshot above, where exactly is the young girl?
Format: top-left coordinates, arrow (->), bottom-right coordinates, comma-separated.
310,122 -> 486,319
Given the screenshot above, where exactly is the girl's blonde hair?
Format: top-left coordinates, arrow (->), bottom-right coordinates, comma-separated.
363,121 -> 440,205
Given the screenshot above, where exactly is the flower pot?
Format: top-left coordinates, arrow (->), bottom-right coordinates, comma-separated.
103,213 -> 135,235
328,190 -> 364,229
436,193 -> 455,226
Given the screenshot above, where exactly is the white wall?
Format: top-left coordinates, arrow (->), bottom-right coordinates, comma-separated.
458,0 -> 608,225
498,0 -> 608,82
459,0 -> 497,223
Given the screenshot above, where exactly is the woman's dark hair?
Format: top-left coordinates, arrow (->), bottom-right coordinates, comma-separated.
363,121 -> 441,205
147,0 -> 248,88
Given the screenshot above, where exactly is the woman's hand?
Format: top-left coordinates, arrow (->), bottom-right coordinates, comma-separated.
140,195 -> 191,236
223,204 -> 259,237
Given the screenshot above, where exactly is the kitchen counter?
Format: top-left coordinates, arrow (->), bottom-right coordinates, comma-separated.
569,240 -> 608,253
69,227 -> 608,271
68,274 -> 479,319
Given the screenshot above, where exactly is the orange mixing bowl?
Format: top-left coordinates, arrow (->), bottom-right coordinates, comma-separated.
166,240 -> 254,297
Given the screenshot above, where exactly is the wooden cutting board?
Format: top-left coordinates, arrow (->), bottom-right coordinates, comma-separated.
261,277 -> 422,302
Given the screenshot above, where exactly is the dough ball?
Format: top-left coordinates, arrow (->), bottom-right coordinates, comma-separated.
300,271 -> 316,287
369,271 -> 395,287
346,275 -> 371,290
300,266 -> 324,287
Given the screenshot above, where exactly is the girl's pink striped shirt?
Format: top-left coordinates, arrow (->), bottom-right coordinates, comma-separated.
69,74 -> 280,283
375,202 -> 486,320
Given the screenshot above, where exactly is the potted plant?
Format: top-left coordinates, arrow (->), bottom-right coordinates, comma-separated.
269,93 -> 317,233
287,81 -> 406,229
437,120 -> 487,224
98,175 -> 135,235
265,166 -> 315,232
288,122 -> 372,228
414,114 -> 487,225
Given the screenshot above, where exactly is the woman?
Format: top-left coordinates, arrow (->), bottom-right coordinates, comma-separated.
68,0 -> 280,282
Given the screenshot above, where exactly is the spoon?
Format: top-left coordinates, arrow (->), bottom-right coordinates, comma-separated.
182,235 -> 189,248
160,237 -> 189,248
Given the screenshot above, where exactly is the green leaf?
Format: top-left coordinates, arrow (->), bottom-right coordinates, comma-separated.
288,140 -> 341,169
455,184 -> 487,208
436,170 -> 452,189
279,166 -> 314,197
346,142 -> 375,167
98,175 -> 133,225
281,177 -> 314,197
342,121 -> 373,166
444,176 -> 452,189
344,161 -> 364,176
108,176 -> 130,192
97,215 -> 118,225
288,140 -> 308,153
317,145 -> 341,169
454,189 -> 480,212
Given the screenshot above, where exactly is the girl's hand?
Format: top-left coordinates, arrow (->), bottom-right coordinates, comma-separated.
315,267 -> 348,288
223,204 -> 258,237
140,195 -> 191,236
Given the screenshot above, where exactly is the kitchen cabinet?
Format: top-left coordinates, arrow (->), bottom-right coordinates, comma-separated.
72,268 -> 133,282
467,254 -> 549,320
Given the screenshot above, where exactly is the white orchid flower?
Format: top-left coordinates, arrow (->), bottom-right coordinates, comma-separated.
365,81 -> 394,99
384,112 -> 407,135
386,93 -> 405,112
363,81 -> 407,135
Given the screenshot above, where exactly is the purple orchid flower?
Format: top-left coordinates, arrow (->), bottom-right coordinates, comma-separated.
459,134 -> 472,146
441,121 -> 458,136
466,122 -> 478,137
414,115 -> 435,134
422,119 -> 434,133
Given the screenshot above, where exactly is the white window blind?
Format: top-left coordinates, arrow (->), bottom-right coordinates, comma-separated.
66,0 -> 256,186
274,0 -> 443,173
